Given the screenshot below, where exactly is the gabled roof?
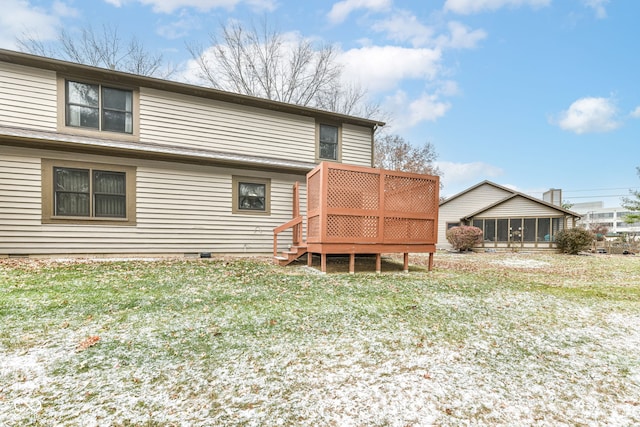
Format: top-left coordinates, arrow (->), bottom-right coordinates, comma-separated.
0,49 -> 385,129
439,180 -> 516,207
441,180 -> 581,218
461,192 -> 582,220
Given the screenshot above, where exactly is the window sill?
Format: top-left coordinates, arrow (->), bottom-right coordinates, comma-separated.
43,216 -> 136,226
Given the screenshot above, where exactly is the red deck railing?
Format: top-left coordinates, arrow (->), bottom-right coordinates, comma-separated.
274,162 -> 439,273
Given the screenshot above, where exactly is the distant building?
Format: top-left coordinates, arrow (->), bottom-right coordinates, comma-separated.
573,202 -> 640,235
438,181 -> 581,251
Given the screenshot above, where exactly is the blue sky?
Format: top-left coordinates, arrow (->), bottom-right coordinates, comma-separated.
1,0 -> 639,206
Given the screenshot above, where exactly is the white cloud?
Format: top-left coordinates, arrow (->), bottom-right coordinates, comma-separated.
371,10 -> 434,47
0,0 -> 77,49
631,106 -> 640,119
554,97 -> 621,134
337,45 -> 442,93
584,0 -> 609,19
406,92 -> 451,124
436,21 -> 487,49
444,0 -> 550,15
381,90 -> 450,130
436,161 -> 504,196
372,13 -> 485,50
52,0 -> 79,17
117,0 -> 277,14
327,0 -> 392,24
157,14 -> 201,39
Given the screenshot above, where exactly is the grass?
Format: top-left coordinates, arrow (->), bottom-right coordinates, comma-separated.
1,252 -> 640,426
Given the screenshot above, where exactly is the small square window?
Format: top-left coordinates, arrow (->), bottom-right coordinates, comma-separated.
238,182 -> 266,211
232,176 -> 271,215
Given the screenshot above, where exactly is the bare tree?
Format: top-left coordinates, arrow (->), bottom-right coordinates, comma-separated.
374,134 -> 441,177
188,20 -> 372,116
18,24 -> 173,78
588,223 -> 609,241
622,166 -> 640,224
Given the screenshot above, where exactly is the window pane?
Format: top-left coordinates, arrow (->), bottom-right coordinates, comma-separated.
102,110 -> 132,133
238,182 -> 266,211
510,218 -> 522,242
95,195 -> 126,217
523,218 -> 536,242
473,219 -> 483,229
102,87 -> 132,111
319,124 -> 338,160
102,87 -> 133,133
484,219 -> 495,242
56,193 -> 90,216
552,218 -> 564,240
54,168 -> 90,216
538,218 -> 550,242
55,168 -> 89,192
319,141 -> 337,160
94,171 -> 125,194
320,124 -> 338,143
68,105 -> 99,129
94,171 -> 126,218
497,219 -> 509,242
67,81 -> 99,107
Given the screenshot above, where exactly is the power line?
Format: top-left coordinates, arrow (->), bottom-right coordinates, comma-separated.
568,194 -> 632,199
563,187 -> 640,193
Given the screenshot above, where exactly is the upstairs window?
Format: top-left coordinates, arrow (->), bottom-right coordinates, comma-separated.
318,123 -> 341,161
66,80 -> 133,134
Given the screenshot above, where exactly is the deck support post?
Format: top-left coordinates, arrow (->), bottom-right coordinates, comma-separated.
308,252 -> 313,267
349,253 -> 355,274
428,252 -> 434,271
403,253 -> 409,273
321,253 -> 327,273
375,254 -> 381,273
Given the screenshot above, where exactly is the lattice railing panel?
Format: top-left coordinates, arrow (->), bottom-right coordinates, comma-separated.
327,168 -> 380,210
327,215 -> 379,238
307,215 -> 320,240
308,171 -> 321,211
383,218 -> 435,241
384,175 -> 438,216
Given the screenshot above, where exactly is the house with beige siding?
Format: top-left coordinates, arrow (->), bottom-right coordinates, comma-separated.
0,49 -> 383,258
438,181 -> 581,251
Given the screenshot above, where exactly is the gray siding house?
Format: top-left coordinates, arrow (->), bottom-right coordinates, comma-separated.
0,49 -> 383,257
438,181 -> 581,251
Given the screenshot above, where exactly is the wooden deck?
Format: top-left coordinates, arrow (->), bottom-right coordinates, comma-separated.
274,162 -> 439,273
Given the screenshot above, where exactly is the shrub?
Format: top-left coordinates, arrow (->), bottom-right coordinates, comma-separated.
446,226 -> 483,251
555,227 -> 594,254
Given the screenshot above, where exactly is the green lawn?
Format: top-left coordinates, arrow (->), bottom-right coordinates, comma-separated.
1,253 -> 639,426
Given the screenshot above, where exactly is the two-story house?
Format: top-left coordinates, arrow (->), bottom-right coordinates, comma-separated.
0,49 -> 384,258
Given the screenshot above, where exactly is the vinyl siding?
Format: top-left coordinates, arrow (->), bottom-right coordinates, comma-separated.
0,62 -> 57,131
0,146 -> 307,256
139,88 -> 317,163
479,197 -> 564,217
341,124 -> 373,166
437,184 -> 513,247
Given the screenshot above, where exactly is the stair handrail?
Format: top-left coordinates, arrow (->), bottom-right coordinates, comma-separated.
273,215 -> 303,257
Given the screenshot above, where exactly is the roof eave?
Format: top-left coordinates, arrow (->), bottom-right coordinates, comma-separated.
0,48 -> 385,129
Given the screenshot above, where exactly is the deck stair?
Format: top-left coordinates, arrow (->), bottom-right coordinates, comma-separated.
275,244 -> 308,266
